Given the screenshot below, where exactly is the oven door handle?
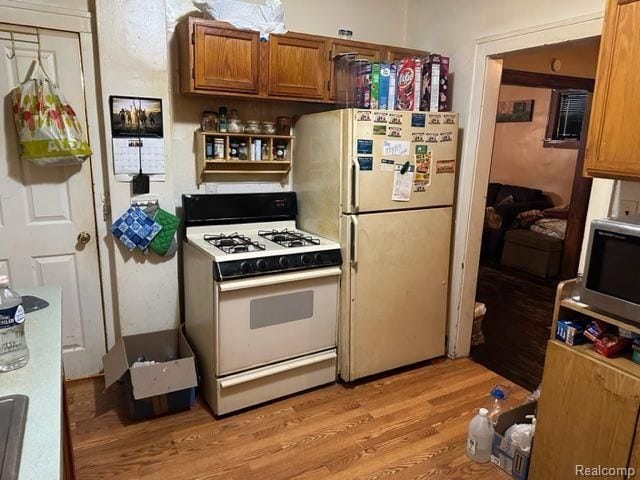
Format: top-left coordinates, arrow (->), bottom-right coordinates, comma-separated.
218,350 -> 337,388
218,267 -> 342,292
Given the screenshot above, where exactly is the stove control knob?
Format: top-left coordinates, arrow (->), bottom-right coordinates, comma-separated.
301,254 -> 312,265
240,261 -> 251,274
279,256 -> 289,268
314,253 -> 324,264
256,259 -> 268,271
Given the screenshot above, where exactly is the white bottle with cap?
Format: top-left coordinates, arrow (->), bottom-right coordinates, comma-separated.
0,276 -> 29,372
467,407 -> 494,463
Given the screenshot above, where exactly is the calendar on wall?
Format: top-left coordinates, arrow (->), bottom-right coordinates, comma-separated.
109,96 -> 165,180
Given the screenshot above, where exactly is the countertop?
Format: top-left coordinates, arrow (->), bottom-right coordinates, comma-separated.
0,286 -> 62,480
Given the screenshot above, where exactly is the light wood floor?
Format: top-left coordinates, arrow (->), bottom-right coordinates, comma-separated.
67,358 -> 527,480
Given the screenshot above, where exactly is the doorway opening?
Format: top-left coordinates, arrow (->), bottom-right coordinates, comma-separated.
470,37 -> 601,390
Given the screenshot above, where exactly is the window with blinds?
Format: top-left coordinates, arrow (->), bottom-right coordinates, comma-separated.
550,89 -> 588,141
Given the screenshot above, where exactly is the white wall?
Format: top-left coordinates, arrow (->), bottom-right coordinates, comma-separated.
405,0 -> 606,128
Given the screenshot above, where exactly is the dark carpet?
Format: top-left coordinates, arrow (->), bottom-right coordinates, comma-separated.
471,262 -> 557,392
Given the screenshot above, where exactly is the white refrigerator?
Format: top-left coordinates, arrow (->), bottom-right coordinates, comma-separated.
293,109 -> 458,381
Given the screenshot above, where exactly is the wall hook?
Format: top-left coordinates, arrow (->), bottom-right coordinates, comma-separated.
5,32 -> 16,59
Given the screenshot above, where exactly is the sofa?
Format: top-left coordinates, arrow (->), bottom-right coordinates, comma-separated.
482,183 -> 554,258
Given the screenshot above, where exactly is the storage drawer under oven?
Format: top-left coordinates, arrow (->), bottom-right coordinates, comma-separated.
216,267 -> 340,376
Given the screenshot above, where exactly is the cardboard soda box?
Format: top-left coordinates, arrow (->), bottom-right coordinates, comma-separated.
396,58 -> 419,111
362,62 -> 372,109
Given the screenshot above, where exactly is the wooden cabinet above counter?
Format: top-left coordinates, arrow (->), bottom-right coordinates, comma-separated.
177,17 -> 428,104
585,0 -> 640,180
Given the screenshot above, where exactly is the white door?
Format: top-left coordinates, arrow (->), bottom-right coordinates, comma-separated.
0,26 -> 106,379
341,207 -> 452,381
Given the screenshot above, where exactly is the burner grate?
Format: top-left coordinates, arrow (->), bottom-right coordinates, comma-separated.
258,229 -> 321,248
204,233 -> 266,254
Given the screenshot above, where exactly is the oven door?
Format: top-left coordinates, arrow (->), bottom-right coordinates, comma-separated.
216,267 -> 340,376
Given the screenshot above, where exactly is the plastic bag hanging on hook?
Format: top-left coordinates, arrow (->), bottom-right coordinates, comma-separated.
10,60 -> 92,166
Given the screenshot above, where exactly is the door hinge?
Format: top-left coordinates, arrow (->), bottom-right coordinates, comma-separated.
327,79 -> 331,91
102,194 -> 111,222
191,31 -> 195,44
192,67 -> 195,79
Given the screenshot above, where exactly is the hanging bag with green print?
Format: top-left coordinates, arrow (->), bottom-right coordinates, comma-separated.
10,61 -> 92,166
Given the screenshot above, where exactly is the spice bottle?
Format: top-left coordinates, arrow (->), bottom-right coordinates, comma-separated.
218,106 -> 228,133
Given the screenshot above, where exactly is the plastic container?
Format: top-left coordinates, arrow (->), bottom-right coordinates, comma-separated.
487,385 -> 511,426
467,408 -> 493,463
0,276 -> 29,372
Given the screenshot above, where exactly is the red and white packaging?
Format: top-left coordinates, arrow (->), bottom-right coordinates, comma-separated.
396,58 -> 418,111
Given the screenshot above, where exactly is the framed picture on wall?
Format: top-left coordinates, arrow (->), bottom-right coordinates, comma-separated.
109,96 -> 163,138
496,99 -> 535,123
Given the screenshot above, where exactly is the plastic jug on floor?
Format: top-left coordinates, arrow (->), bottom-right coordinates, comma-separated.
467,408 -> 494,463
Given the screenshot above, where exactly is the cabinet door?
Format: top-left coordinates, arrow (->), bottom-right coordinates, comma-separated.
529,341 -> 640,480
268,33 -> 329,100
386,46 -> 429,62
329,40 -> 384,101
193,24 -> 260,93
585,0 -> 640,179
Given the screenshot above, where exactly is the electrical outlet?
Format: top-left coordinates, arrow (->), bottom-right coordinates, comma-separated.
619,200 -> 638,216
204,183 -> 217,194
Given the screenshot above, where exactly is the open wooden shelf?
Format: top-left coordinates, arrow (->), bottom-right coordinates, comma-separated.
551,279 -> 640,379
195,131 -> 294,185
552,340 -> 640,379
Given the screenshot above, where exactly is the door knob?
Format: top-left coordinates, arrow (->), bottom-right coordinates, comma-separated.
77,232 -> 91,245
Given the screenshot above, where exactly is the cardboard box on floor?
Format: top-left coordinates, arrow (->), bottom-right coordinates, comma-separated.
103,328 -> 198,419
491,401 -> 537,480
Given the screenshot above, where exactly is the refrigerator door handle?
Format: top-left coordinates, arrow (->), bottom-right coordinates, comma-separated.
351,158 -> 360,212
350,215 -> 358,266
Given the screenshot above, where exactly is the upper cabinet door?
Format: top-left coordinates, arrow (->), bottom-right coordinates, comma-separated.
268,33 -> 329,100
329,40 -> 384,101
585,0 -> 640,179
193,24 -> 260,93
386,46 -> 429,62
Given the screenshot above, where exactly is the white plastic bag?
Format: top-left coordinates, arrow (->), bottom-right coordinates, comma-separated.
195,0 -> 287,39
11,61 -> 92,166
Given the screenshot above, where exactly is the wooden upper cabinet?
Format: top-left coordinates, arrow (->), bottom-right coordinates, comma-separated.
386,46 -> 429,62
193,24 -> 260,93
267,33 -> 329,100
585,0 -> 640,179
329,40 -> 385,101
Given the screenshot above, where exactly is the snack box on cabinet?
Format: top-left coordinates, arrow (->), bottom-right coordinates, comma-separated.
555,319 -> 586,346
594,333 -> 631,358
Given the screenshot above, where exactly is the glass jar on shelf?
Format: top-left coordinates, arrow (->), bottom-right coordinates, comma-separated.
201,111 -> 218,132
274,141 -> 287,160
213,138 -> 225,159
238,141 -> 249,160
261,121 -> 276,135
229,140 -> 240,159
244,120 -> 261,135
276,116 -> 291,135
227,109 -> 244,133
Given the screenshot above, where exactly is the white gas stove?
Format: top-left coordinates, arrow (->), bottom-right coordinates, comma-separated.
182,193 -> 342,415
186,221 -> 342,280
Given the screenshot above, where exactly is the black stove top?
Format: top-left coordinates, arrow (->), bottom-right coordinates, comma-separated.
204,233 -> 266,254
258,229 -> 321,248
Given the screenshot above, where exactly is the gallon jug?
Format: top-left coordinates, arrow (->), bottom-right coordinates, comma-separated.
467,408 -> 493,463
0,276 -> 29,372
487,385 -> 511,426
